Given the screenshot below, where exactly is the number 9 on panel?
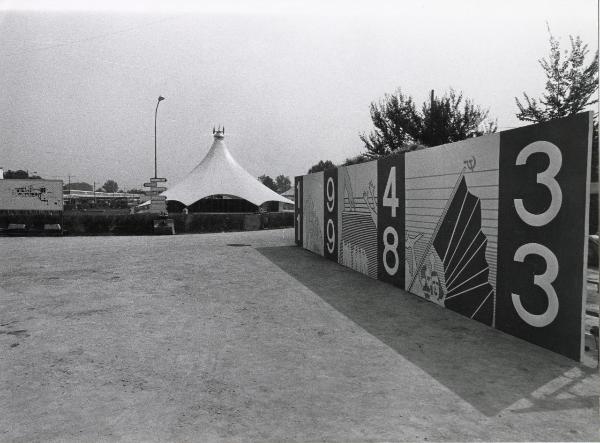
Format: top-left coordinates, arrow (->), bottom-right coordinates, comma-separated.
323,169 -> 338,261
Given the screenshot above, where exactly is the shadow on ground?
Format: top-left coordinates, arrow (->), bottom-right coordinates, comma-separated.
257,246 -> 598,417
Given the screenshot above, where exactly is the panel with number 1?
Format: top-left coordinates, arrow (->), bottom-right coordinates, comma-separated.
294,176 -> 303,246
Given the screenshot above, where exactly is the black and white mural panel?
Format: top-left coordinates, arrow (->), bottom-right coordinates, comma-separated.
295,113 -> 592,361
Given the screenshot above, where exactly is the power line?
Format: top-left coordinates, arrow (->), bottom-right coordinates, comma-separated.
0,16 -> 174,58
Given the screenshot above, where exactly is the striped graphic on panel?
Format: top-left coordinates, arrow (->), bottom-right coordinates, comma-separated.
340,212 -> 378,278
405,155 -> 499,326
405,168 -> 498,290
338,164 -> 378,279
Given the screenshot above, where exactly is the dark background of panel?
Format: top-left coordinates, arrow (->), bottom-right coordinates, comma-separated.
323,168 -> 338,262
496,113 -> 590,361
377,154 -> 406,289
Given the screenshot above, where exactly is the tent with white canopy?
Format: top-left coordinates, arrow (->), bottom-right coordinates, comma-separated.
161,128 -> 293,210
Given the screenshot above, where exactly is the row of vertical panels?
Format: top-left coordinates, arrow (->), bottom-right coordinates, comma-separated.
295,112 -> 593,360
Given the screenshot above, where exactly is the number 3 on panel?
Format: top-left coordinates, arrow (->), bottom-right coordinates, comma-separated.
511,141 -> 562,327
514,141 -> 562,227
511,243 -> 559,327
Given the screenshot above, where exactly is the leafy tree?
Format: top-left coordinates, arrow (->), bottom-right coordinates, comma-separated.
515,28 -> 598,182
275,174 -> 291,193
258,175 -> 278,191
307,160 -> 335,174
3,169 -> 30,179
360,88 -> 495,159
3,169 -> 42,179
515,28 -> 598,122
342,154 -> 370,166
102,180 -> 119,193
63,182 -> 93,191
127,188 -> 146,194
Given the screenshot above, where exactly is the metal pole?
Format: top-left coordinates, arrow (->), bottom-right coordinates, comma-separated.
154,96 -> 165,179
154,102 -> 158,178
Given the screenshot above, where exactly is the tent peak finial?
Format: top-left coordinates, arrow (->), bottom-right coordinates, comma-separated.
213,125 -> 225,139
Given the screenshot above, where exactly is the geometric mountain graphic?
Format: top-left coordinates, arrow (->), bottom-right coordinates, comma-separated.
409,173 -> 495,326
432,175 -> 495,325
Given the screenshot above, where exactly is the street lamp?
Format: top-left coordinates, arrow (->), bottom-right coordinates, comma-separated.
154,95 -> 165,178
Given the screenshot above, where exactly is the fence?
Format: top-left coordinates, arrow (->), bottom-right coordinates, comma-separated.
295,112 -> 593,361
0,211 -> 294,235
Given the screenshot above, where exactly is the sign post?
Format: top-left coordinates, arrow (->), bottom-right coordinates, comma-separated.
143,177 -> 174,235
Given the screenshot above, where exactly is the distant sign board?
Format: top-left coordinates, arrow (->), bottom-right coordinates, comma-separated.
0,179 -> 63,211
295,112 -> 592,361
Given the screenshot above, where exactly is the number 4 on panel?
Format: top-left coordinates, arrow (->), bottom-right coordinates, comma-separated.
383,166 -> 399,217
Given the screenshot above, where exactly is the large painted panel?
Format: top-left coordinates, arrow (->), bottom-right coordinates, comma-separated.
404,136 -> 499,326
294,113 -> 592,360
302,171 -> 324,256
496,113 -> 592,360
338,162 -> 378,278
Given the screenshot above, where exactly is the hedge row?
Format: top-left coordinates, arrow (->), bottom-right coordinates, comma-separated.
0,211 -> 294,235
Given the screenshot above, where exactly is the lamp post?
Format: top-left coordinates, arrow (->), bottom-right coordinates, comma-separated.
154,95 -> 165,178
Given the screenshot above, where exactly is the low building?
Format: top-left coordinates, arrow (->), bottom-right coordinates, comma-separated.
278,187 -> 295,212
63,189 -> 143,210
0,179 -> 63,231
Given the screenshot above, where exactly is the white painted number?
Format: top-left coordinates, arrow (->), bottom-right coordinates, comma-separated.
326,219 -> 335,253
325,176 -> 335,254
511,243 -> 559,327
511,141 -> 563,328
383,226 -> 399,275
296,180 -> 301,242
326,177 -> 335,212
383,167 -> 399,218
514,141 -> 562,227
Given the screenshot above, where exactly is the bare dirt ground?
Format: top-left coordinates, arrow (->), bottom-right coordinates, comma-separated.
0,229 -> 598,442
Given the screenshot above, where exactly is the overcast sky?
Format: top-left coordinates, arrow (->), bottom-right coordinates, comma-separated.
0,0 -> 597,190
